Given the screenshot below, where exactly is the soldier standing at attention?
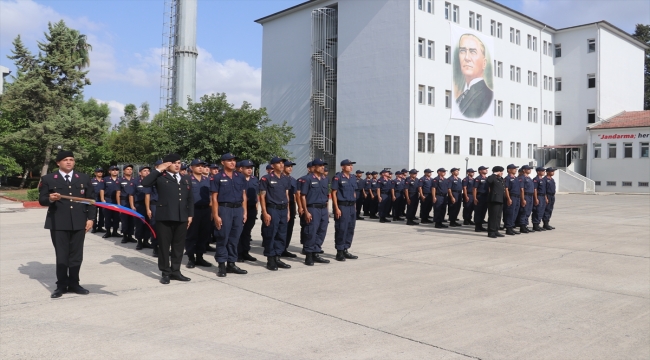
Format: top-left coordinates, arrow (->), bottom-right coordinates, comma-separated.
517,165 -> 534,233
531,167 -> 548,232
132,166 -> 152,250
542,168 -> 556,230
39,151 -> 96,298
432,168 -> 450,229
392,171 -> 405,221
296,162 -> 313,250
185,159 -> 213,269
331,159 -> 359,261
369,171 -> 379,219
282,160 -> 298,258
259,157 -> 292,271
90,168 -> 105,233
503,164 -> 522,236
237,159 -> 259,262
462,169 -> 476,225
363,172 -> 373,217
300,158 -> 330,266
180,164 -> 188,177
405,169 -> 420,225
486,166 -> 506,238
116,164 -> 137,244
446,168 -> 463,227
376,169 -> 393,223
210,164 -> 219,176
355,169 -> 365,220
143,160 -> 161,257
418,169 -> 433,223
473,166 -> 489,232
100,165 -> 121,238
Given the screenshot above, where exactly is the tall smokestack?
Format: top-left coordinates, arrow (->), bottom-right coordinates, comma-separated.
173,0 -> 198,108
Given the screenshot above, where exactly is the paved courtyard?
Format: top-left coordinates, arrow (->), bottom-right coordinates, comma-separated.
0,194 -> 648,359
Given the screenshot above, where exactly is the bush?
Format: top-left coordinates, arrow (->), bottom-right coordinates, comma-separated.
27,188 -> 39,201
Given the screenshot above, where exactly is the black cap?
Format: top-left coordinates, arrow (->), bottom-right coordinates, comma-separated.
163,153 -> 181,163
307,161 -> 313,167
478,166 -> 488,171
266,164 -> 273,170
401,168 -> 408,173
340,159 -> 356,166
94,167 -> 103,173
450,168 -> 459,172
492,166 -> 504,172
312,158 -> 327,166
409,169 -> 418,174
371,171 -> 378,175
437,168 -> 447,172
269,156 -> 286,164
209,163 -> 219,169
521,165 -> 532,170
109,165 -> 119,171
190,159 -> 207,166
356,170 -> 364,174
466,168 -> 475,173
284,160 -> 296,167
154,160 -> 163,166
139,166 -> 151,171
239,159 -> 254,167
536,166 -> 546,172
546,167 -> 556,172
180,164 -> 188,170
123,164 -> 134,170
507,164 -> 518,170
424,168 -> 432,173
221,153 -> 236,161
55,150 -> 74,162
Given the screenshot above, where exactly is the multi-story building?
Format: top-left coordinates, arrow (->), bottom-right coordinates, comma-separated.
255,0 -> 646,186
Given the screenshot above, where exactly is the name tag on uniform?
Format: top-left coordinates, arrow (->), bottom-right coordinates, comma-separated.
220,179 -> 228,182
121,182 -> 127,185
342,181 -> 347,184
270,181 -> 277,184
137,185 -> 143,188
312,182 -> 318,185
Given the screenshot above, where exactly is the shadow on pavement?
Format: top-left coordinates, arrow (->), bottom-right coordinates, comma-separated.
18,261 -> 116,296
100,255 -> 160,280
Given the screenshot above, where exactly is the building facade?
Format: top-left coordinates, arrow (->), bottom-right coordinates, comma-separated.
256,0 -> 646,181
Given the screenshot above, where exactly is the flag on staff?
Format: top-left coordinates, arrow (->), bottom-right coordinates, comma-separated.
59,195 -> 156,238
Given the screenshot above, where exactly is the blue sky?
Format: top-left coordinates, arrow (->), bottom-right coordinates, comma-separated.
1,0 -> 648,125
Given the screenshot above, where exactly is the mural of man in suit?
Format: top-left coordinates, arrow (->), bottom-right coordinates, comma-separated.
455,34 -> 493,119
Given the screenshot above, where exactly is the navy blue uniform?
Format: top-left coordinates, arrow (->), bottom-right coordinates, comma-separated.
355,176 -> 365,217
332,172 -> 357,250
504,174 -> 522,229
101,176 -> 121,232
301,174 -> 329,253
419,176 -> 433,221
118,176 -> 136,237
91,177 -> 104,229
369,178 -> 379,216
260,172 -> 290,257
446,176 -> 463,222
473,174 -> 489,229
133,177 -> 151,242
377,177 -> 393,219
142,183 -> 158,247
392,177 -> 405,220
517,175 -> 534,226
298,173 -> 312,244
462,176 -> 475,222
186,174 -> 211,256
285,175 -> 297,252
531,176 -> 547,225
432,176 -> 450,223
211,171 -> 247,263
238,174 -> 259,256
543,176 -> 556,223
405,177 -> 420,220
363,178 -> 373,216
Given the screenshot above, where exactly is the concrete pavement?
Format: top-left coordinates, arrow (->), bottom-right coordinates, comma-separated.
1,194 -> 648,359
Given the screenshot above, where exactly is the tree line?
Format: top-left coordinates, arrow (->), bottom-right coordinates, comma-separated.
0,21 -> 294,188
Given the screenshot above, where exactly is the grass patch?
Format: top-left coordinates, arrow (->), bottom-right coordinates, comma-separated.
0,189 -> 31,202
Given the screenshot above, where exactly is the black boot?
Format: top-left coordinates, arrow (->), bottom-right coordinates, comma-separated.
488,232 -> 497,238
242,252 -> 258,261
217,263 -> 227,277
280,250 -> 296,258
135,239 -> 143,250
102,229 -> 112,239
227,262 -> 247,274
336,250 -> 346,261
267,256 -> 278,271
195,255 -> 212,267
91,227 -> 98,233
434,222 -> 448,228
533,224 -> 543,232
379,217 -> 391,223
495,231 -> 505,237
343,250 -> 358,259
120,235 -> 129,244
543,221 -> 553,230
313,253 -> 330,264
406,220 -> 419,225
276,256 -> 291,269
463,220 -> 471,225
152,246 -> 159,257
112,230 -> 120,237
304,252 -> 314,266
506,228 -> 516,235
186,255 -> 196,268
520,226 -> 530,233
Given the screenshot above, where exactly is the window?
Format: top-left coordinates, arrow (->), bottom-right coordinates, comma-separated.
543,75 -> 548,90
510,142 -> 515,157
497,23 -> 502,39
608,143 -> 616,158
528,144 -> 533,158
543,40 -> 547,55
445,135 -> 452,154
595,181 -> 601,186
444,2 -> 451,20
587,109 -> 596,124
417,132 -> 425,152
606,181 -> 616,186
445,46 -> 451,64
624,143 -> 633,158
516,30 -> 520,45
516,142 -> 521,158
516,67 -> 521,82
516,105 -> 521,120
641,142 -> 649,158
533,72 -> 537,87
452,5 -> 459,23
527,107 -> 532,122
555,77 -> 562,91
418,0 -> 423,10
477,138 -> 483,156
510,65 -> 515,81
510,27 -> 515,43
427,0 -> 432,13
491,140 -> 496,157
555,111 -> 562,125
549,80 -> 553,91
427,40 -> 434,59
427,86 -> 435,106
469,137 -> 476,155
476,14 -> 482,31
496,61 -> 502,77
588,39 -> 595,53
418,85 -> 425,104
533,36 -> 537,51
427,133 -> 435,153
543,110 -> 548,124
547,42 -> 552,56
594,143 -> 601,158
469,12 -> 475,29
528,71 -> 532,85
453,136 -> 460,154
527,34 -> 532,49
555,43 -> 561,57
533,108 -> 538,123
418,38 -> 425,57
490,20 -> 496,36
445,90 -> 451,108
622,181 -> 632,187
497,100 -> 503,117
510,103 -> 515,119
588,74 -> 596,88
640,182 -> 649,187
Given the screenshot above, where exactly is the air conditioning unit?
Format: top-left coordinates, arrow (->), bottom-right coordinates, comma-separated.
529,160 -> 537,167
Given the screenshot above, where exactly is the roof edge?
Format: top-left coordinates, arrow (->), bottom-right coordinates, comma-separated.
556,21 -> 649,50
255,0 -> 322,24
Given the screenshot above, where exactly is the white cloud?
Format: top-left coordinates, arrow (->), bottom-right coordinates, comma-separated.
518,0 -> 649,32
96,99 -> 125,126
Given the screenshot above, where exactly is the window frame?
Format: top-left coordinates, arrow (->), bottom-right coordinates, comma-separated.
491,140 -> 496,157
418,38 -> 425,58
497,23 -> 502,39
587,109 -> 596,124
623,142 -> 633,158
555,111 -> 562,125
516,142 -> 521,158
427,40 -> 434,60
445,90 -> 451,108
445,46 -> 451,64
417,132 -> 425,152
555,43 -> 561,57
555,77 -> 562,91
608,143 -> 617,158
469,137 -> 476,155
477,138 -> 483,156
453,136 -> 460,154
497,141 -> 503,157
641,142 -> 649,158
427,133 -> 435,153
418,85 -> 425,104
593,143 -> 601,158
445,135 -> 452,154
588,38 -> 596,53
588,74 -> 596,88
427,86 -> 435,106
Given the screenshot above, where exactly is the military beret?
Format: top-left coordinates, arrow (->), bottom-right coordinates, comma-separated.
163,153 -> 181,163
55,150 -> 74,162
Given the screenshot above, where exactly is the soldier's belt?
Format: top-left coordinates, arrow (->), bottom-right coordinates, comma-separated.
218,202 -> 242,208
266,203 -> 287,210
307,203 -> 327,208
337,201 -> 355,206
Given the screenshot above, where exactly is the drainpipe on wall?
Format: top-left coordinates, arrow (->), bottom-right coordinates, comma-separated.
540,25 -> 546,166
596,23 -> 601,128
412,0 -> 417,169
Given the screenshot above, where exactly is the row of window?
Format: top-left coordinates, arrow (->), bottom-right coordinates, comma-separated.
417,85 -> 453,108
593,142 -> 650,159
417,38 -> 453,63
595,181 -> 649,187
416,133 -> 537,158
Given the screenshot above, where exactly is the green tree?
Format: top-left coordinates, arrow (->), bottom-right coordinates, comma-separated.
108,102 -> 154,163
632,24 -> 650,110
